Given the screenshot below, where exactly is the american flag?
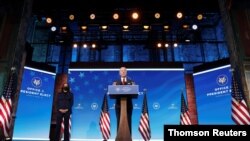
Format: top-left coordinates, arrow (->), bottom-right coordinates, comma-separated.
180,92 -> 192,125
138,94 -> 151,141
99,94 -> 110,140
60,115 -> 72,139
231,69 -> 250,125
0,69 -> 17,137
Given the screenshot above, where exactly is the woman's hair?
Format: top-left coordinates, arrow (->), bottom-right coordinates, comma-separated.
62,83 -> 70,92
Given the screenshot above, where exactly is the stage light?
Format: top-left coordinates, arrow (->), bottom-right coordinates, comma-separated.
46,17 -> 52,24
81,26 -> 87,31
123,25 -> 129,31
182,24 -> 189,29
173,43 -> 178,47
165,43 -> 169,48
61,26 -> 67,31
164,25 -> 169,29
163,25 -> 170,31
131,11 -> 139,20
197,14 -> 203,20
101,25 -> 108,30
176,12 -> 183,19
113,13 -> 119,20
90,13 -> 95,20
123,25 -> 129,29
60,26 -> 67,33
185,39 -> 191,42
51,26 -> 56,32
143,25 -> 150,30
157,43 -> 162,48
192,24 -> 198,30
73,43 -> 78,48
83,44 -> 87,48
91,43 -> 96,48
154,12 -> 161,19
69,14 -> 75,20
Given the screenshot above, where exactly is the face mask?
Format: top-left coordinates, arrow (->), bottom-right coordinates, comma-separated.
63,87 -> 69,92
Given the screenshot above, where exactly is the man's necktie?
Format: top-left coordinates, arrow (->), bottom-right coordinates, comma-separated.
122,78 -> 125,85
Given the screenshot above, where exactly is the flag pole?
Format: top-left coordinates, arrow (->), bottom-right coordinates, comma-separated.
143,88 -> 147,96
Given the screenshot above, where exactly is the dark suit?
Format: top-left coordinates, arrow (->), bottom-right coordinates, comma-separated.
55,91 -> 74,141
114,77 -> 134,135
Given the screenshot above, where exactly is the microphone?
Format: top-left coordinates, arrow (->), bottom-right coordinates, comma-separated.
127,76 -> 132,80
126,76 -> 135,85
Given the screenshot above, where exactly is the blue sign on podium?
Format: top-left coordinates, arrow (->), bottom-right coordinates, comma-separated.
107,85 -> 139,96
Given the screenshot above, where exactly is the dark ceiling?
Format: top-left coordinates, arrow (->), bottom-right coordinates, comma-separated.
31,0 -> 222,45
32,0 -> 220,12
32,0 -> 220,21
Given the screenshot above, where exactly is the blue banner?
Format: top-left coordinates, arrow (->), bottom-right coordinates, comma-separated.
13,66 -> 56,140
193,65 -> 234,124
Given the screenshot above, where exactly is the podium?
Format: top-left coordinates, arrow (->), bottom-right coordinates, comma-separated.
108,85 -> 139,141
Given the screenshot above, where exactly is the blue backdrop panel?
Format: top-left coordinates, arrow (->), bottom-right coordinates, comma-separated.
13,66 -> 56,140
68,68 -> 185,140
193,65 -> 234,124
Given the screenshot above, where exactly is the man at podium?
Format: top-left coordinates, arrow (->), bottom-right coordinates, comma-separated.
113,66 -> 135,135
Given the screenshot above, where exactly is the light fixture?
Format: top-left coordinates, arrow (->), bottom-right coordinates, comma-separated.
83,44 -> 87,48
101,25 -> 108,30
90,13 -> 95,20
173,43 -> 178,47
182,24 -> 189,29
69,14 -> 75,20
197,14 -> 203,20
163,25 -> 170,31
192,24 -> 198,30
131,11 -> 139,20
46,17 -> 52,24
61,26 -> 67,31
123,25 -> 129,31
91,43 -> 96,48
157,43 -> 162,48
50,26 -> 56,32
154,12 -> 161,19
81,26 -> 87,31
113,13 -> 119,20
73,43 -> 78,48
176,12 -> 183,19
165,43 -> 169,48
143,25 -> 150,30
